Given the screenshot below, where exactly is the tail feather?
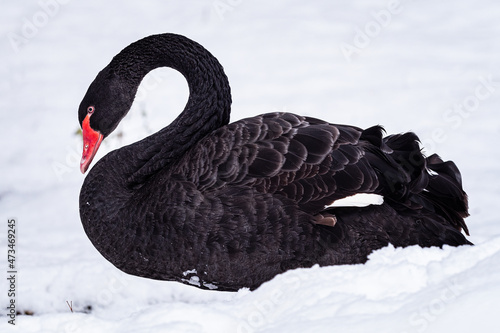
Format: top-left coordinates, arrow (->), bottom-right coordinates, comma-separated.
316,129 -> 472,259
383,133 -> 428,194
362,130 -> 428,202
422,154 -> 470,235
375,132 -> 470,236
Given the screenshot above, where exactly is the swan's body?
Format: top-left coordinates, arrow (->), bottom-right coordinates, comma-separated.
79,34 -> 470,291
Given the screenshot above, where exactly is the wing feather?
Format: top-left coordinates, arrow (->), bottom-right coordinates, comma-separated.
175,112 -> 381,213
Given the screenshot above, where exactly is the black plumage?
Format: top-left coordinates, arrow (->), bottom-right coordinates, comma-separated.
78,33 -> 471,291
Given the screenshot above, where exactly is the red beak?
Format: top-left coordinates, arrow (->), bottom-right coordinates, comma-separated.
80,114 -> 103,174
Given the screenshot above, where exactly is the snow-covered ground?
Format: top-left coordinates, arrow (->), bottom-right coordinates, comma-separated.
2,0 -> 500,332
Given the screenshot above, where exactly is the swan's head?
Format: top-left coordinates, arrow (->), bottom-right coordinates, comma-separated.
78,69 -> 136,174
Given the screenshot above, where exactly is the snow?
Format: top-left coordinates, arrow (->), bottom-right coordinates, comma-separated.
328,193 -> 384,207
1,0 -> 500,332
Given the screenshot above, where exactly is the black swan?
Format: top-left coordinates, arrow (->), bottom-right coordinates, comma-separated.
79,33 -> 471,291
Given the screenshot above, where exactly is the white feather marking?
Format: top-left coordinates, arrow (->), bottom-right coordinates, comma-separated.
182,276 -> 201,287
182,269 -> 197,276
325,193 -> 384,208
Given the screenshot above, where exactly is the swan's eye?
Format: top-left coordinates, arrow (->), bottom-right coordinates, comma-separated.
87,106 -> 95,114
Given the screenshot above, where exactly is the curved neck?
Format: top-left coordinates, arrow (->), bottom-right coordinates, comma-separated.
80,34 -> 231,264
109,33 -> 232,184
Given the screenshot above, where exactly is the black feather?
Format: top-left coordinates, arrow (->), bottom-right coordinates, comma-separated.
79,33 -> 471,291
